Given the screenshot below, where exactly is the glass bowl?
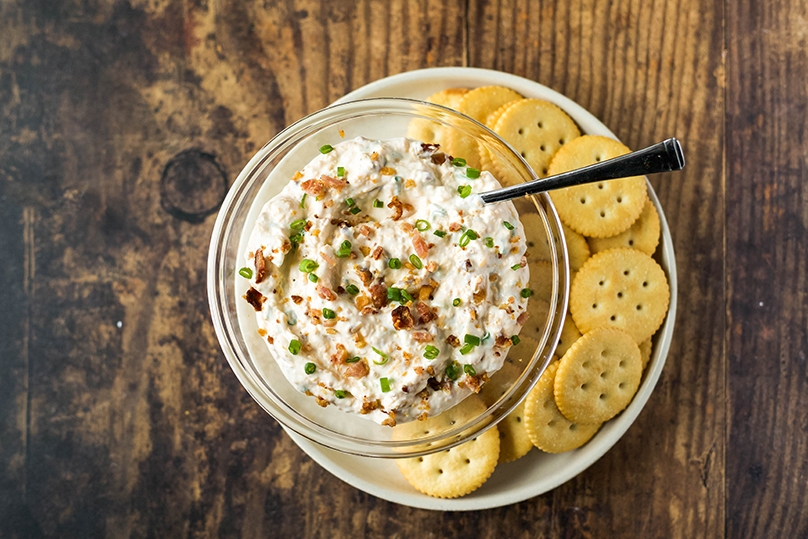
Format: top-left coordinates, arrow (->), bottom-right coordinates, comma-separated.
207,98 -> 569,458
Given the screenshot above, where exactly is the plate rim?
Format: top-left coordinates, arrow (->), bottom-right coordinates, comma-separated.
285,66 -> 678,511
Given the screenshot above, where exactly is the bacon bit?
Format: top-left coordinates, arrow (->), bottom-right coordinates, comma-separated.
404,179 -> 416,189
358,225 -> 374,238
414,366 -> 424,375
355,295 -> 371,310
495,335 -> 513,348
418,284 -> 435,301
360,399 -> 381,414
300,178 -> 327,197
254,250 -> 267,283
359,246 -> 371,257
391,305 -> 415,330
369,279 -> 389,309
416,301 -> 437,324
412,233 -> 429,258
464,259 -> 473,272
417,412 -> 429,421
508,296 -> 515,304
316,284 -> 337,301
446,335 -> 461,348
257,328 -> 267,336
388,196 -> 405,220
315,396 -> 329,408
399,222 -> 414,234
330,344 -> 350,365
470,308 -> 477,320
345,359 -> 369,379
473,277 -> 487,304
490,273 -> 499,282
281,239 -> 292,254
267,336 -> 274,344
293,171 -> 304,181
421,142 -> 440,152
371,246 -> 384,260
354,266 -> 373,286
291,295 -> 303,304
336,286 -> 345,295
349,251 -> 357,259
426,365 -> 435,376
517,311 -> 529,325
380,166 -> 396,175
403,351 -> 413,362
330,218 -> 352,228
465,375 -> 483,394
381,412 -> 397,427
353,331 -> 367,348
430,152 -> 449,165
244,288 -> 266,311
427,377 -> 441,391
449,222 -> 462,232
412,331 -> 433,343
370,152 -> 379,161
320,174 -> 348,190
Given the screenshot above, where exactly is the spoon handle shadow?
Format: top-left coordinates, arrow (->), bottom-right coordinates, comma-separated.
480,138 -> 685,204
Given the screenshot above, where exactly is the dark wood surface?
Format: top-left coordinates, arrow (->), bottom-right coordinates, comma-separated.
0,0 -> 805,537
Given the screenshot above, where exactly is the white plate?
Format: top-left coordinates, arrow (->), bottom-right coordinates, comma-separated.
285,67 -> 678,511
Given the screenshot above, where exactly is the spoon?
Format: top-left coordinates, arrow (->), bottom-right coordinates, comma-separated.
480,138 -> 685,204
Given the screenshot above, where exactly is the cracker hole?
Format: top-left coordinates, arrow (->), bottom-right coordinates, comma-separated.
599,280 -> 604,286
600,211 -> 606,218
619,382 -> 626,389
629,240 -> 634,246
516,416 -> 522,423
592,303 -> 597,309
450,420 -> 456,425
610,315 -> 616,321
642,281 -> 648,287
538,122 -> 543,128
518,128 -> 524,135
542,168 -> 548,175
418,457 -> 423,462
520,151 -> 526,158
599,393 -> 606,399
582,361 -> 591,368
569,424 -> 577,431
619,360 -> 626,367
616,197 -> 623,203
581,383 -> 588,390
599,371 -> 607,379
597,183 -> 604,190
580,198 -> 586,204
617,292 -> 623,298
548,420 -> 556,427
540,145 -> 546,151
438,469 -> 444,474
595,156 -> 602,162
601,350 -> 607,357
636,304 -> 643,310
559,139 -> 565,145
465,459 -> 471,464
544,400 -> 554,409
623,270 -> 630,275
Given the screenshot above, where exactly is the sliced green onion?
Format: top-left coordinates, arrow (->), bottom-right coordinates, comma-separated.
503,221 -> 515,230
371,347 -> 389,365
459,233 -> 471,248
380,377 -> 391,393
481,332 -> 491,343
345,197 -> 355,207
464,364 -> 477,376
511,335 -> 521,345
400,289 -> 414,303
409,254 -> 423,269
424,345 -> 440,360
308,273 -> 319,283
349,206 -> 362,215
433,230 -> 447,238
238,267 -> 253,279
319,144 -> 334,154
445,362 -> 459,380
304,361 -> 316,374
394,175 -> 402,182
459,343 -> 474,355
373,199 -> 384,208
452,298 -> 461,307
388,258 -> 402,269
466,167 -> 480,179
290,219 -> 307,230
336,240 -> 352,258
387,287 -> 402,302
521,288 -> 533,298
457,185 -> 472,198
415,219 -> 430,231
484,237 -> 494,248
300,193 -> 307,208
451,157 -> 467,167
465,229 -> 478,240
334,389 -> 347,399
337,166 -> 345,177
322,308 -> 336,319
289,232 -> 304,246
299,259 -> 319,273
511,263 -> 523,270
464,334 -> 481,346
346,356 -> 361,363
345,284 -> 360,295
289,339 -> 301,355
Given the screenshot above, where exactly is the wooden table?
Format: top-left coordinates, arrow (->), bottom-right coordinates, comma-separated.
1,0 -> 806,537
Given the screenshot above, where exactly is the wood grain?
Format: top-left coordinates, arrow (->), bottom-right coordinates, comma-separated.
726,0 -> 808,537
0,0 -> 806,536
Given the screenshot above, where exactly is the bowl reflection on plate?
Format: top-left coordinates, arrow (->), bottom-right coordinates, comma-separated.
207,97 -> 570,458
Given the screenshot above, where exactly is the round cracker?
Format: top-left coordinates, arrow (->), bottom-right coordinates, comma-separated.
493,98 -> 581,178
556,313 -> 582,357
523,362 -> 601,453
479,363 -> 533,463
405,89 -> 470,147
563,223 -> 590,273
446,86 -> 524,169
570,248 -> 670,343
394,395 -> 500,498
554,327 -> 642,424
588,198 -> 661,256
639,338 -> 653,370
548,136 -> 647,238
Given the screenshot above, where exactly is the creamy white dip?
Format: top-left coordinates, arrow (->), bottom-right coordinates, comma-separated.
242,137 -> 529,425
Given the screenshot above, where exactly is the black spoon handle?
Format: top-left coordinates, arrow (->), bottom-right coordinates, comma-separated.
480,138 -> 685,204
